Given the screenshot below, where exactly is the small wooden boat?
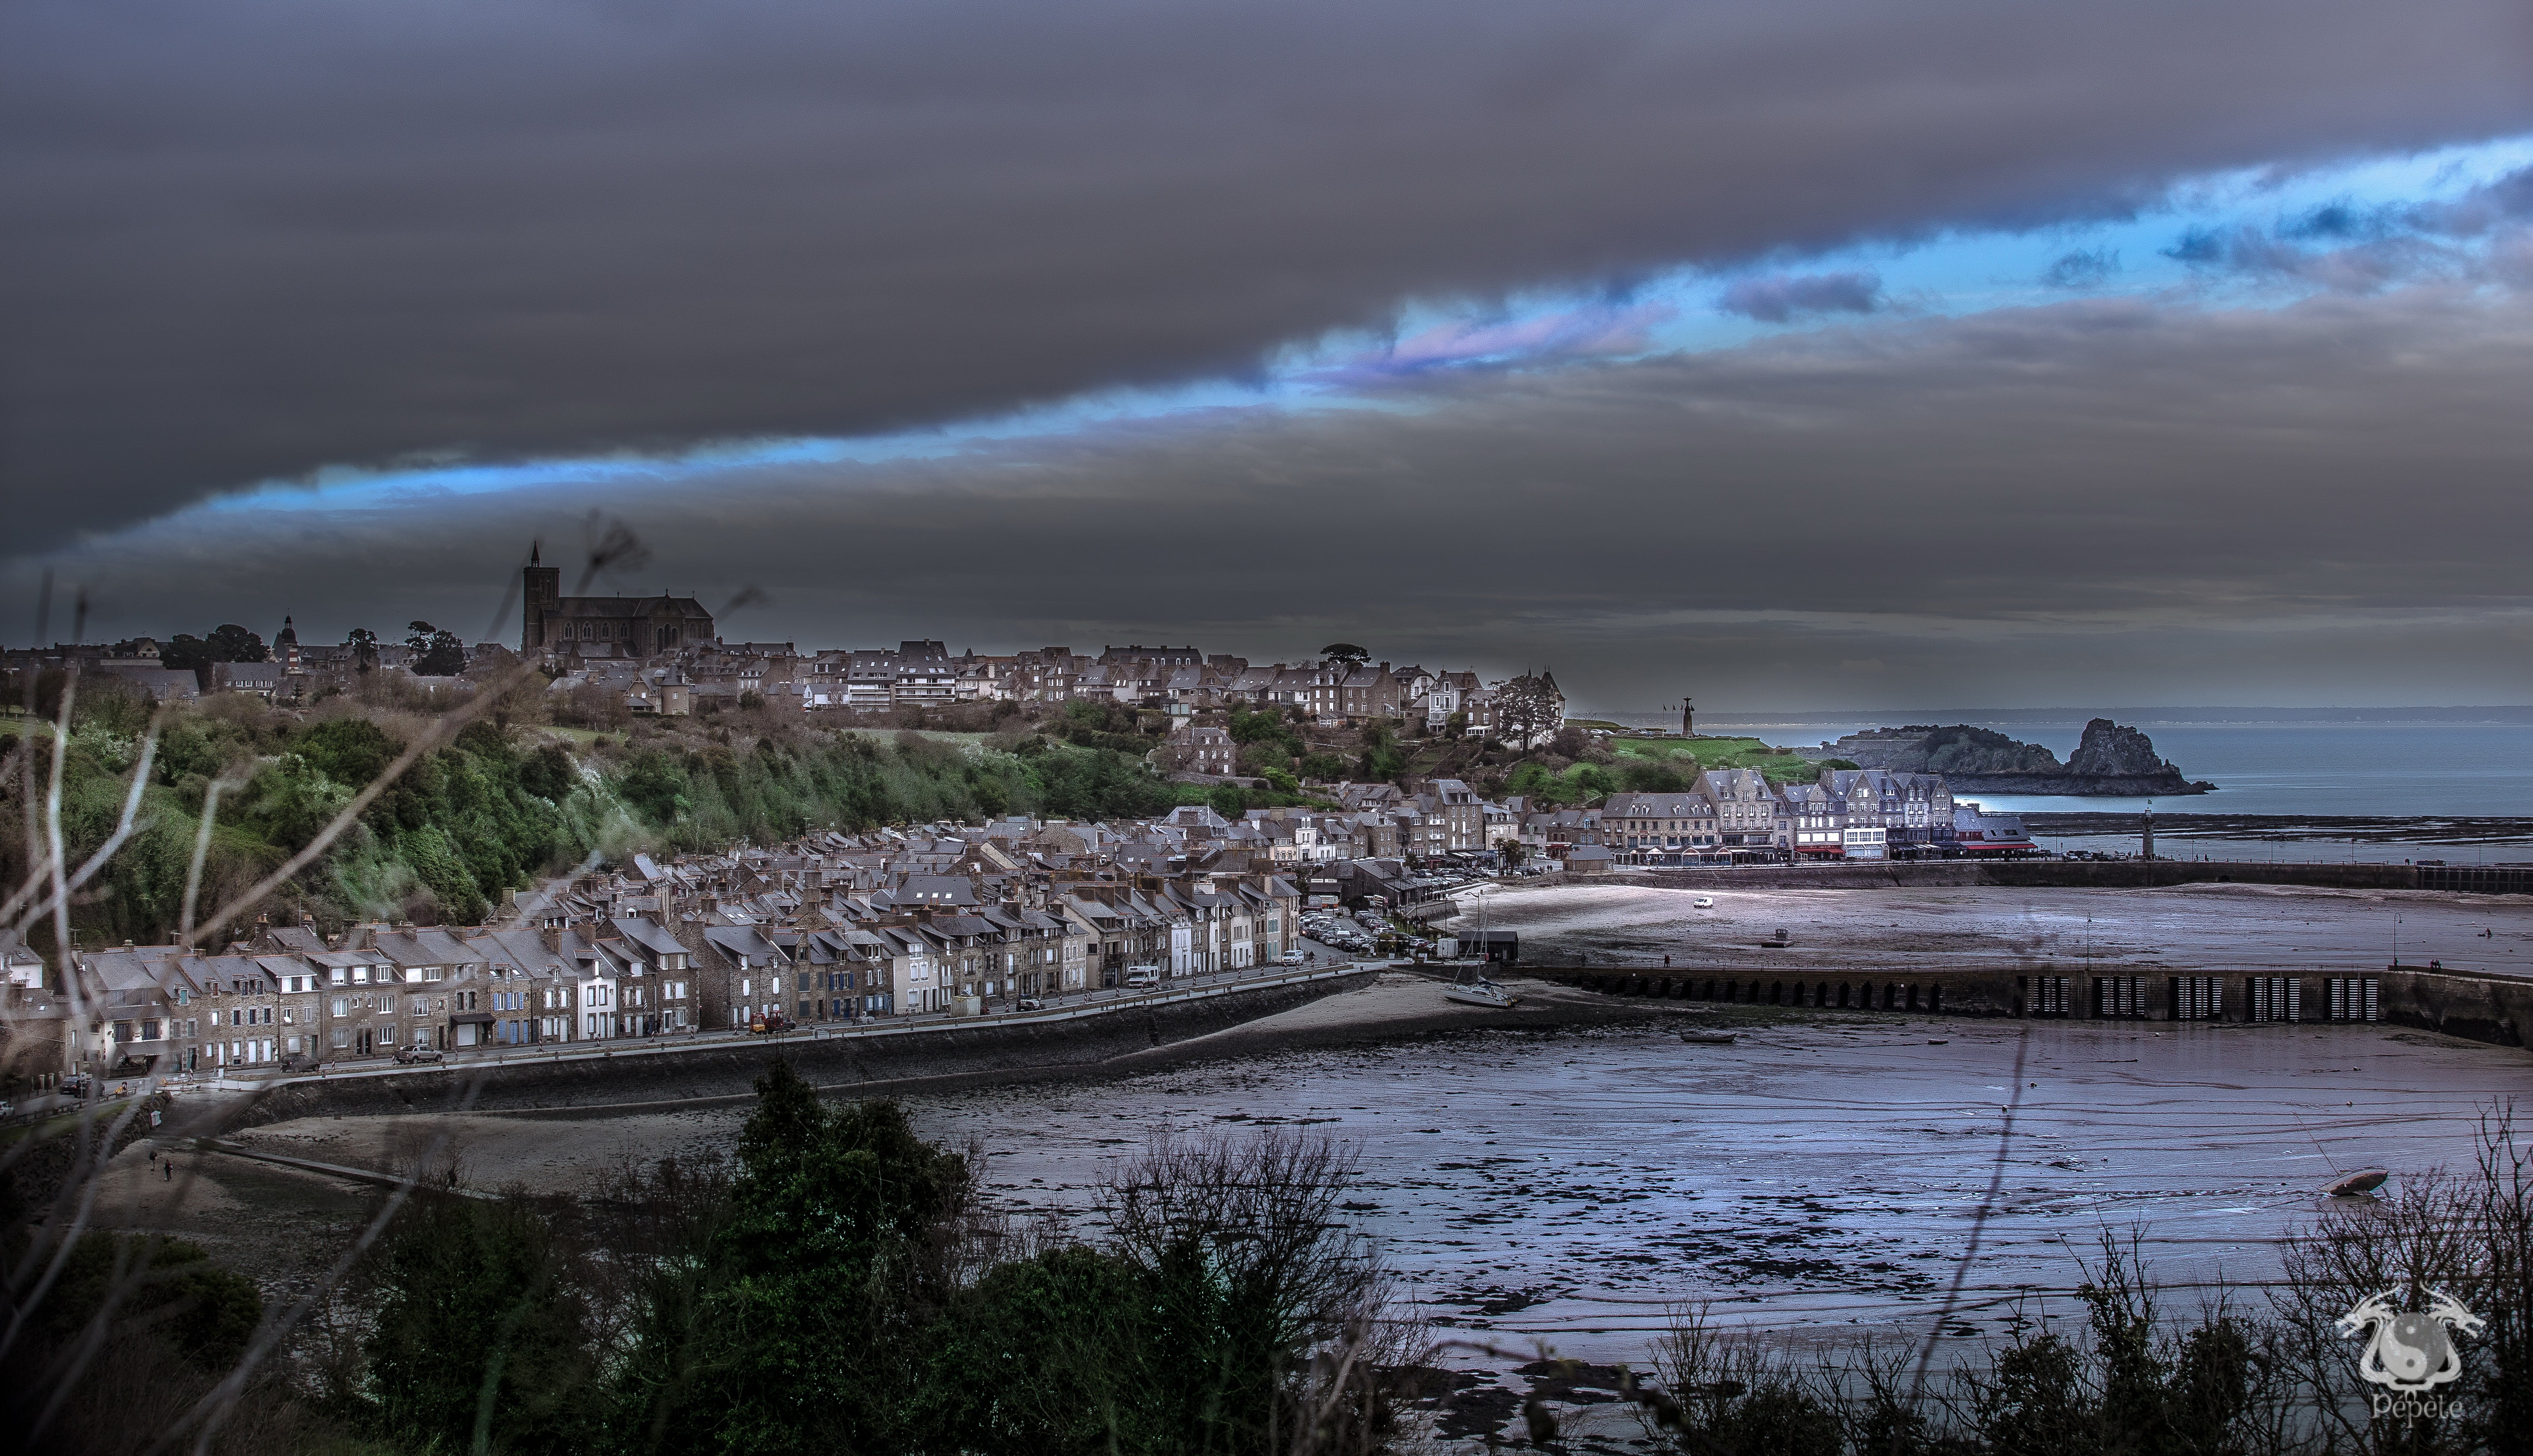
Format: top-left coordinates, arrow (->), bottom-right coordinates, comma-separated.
2326,1168 -> 2390,1197
1679,1031 -> 1738,1045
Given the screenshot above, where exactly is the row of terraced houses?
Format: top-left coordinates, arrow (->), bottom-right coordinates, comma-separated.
6,761 -> 2030,1082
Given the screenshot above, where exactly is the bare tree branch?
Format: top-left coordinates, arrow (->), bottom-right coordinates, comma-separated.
7,713 -> 164,934
176,775 -> 248,944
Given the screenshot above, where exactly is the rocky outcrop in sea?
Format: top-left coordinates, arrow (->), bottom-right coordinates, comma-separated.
1796,718 -> 2214,796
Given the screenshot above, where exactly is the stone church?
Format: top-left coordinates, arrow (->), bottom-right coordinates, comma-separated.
521,546 -> 716,659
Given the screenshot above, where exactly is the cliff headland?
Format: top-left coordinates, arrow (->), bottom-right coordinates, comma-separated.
1795,717 -> 2214,795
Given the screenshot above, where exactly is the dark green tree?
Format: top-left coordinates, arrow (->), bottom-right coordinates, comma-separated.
1622,761 -> 1686,793
611,1064 -> 973,1456
41,1233 -> 262,1373
362,1195 -> 596,1455
922,1245 -> 1155,1455
1294,752 -> 1344,783
161,633 -> 213,680
406,620 -> 468,676
206,623 -> 268,664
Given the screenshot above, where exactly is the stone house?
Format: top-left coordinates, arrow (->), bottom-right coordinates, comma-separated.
75,945 -> 190,1076
610,916 -> 697,1033
685,922 -> 791,1030
462,928 -> 578,1045
1782,783 -> 1846,858
364,927 -> 489,1052
859,923 -> 943,1012
1698,769 -> 1789,854
186,954 -> 284,1072
1338,662 -> 1407,722
1179,724 -> 1237,776
1602,791 -> 1724,862
259,953 -> 327,1063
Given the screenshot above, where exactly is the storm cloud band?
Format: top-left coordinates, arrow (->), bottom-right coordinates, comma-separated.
6,0 -> 2532,549
29,283 -> 2533,709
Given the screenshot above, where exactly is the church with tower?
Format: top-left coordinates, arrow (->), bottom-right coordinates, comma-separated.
521,545 -> 716,660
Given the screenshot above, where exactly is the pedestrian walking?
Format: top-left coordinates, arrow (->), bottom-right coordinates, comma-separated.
163,1161 -> 172,1182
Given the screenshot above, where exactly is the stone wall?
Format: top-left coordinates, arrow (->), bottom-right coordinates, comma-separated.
198,970 -> 1375,1132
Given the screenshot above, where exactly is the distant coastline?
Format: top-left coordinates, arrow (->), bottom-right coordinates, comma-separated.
1785,718 -> 2215,797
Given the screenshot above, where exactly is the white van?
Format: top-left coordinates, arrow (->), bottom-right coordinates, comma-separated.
1122,966 -> 1162,989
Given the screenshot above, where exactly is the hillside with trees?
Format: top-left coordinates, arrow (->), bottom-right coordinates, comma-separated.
0,678 -> 1202,948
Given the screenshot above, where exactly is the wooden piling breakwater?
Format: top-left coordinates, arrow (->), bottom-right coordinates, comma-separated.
1539,962 -> 2532,1048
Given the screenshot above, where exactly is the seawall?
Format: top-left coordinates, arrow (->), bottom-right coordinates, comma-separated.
186,969 -> 1378,1132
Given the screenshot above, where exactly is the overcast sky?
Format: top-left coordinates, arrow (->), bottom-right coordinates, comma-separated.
6,0 -> 2532,713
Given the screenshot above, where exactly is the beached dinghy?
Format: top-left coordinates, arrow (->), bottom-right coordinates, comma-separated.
2326,1168 -> 2390,1197
1679,1031 -> 1738,1045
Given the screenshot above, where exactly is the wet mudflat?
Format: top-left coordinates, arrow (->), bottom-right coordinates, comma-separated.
113,952 -> 2530,1451
1477,880 -> 2533,977
910,1015 -> 2528,1366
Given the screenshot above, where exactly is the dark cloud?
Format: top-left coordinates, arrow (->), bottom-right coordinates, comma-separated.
2041,249 -> 2120,288
5,0 -> 2530,553
2164,227 -> 2227,263
2282,201 -> 2372,239
2161,173 -> 2533,292
28,286 -> 2533,710
1716,271 -> 1884,322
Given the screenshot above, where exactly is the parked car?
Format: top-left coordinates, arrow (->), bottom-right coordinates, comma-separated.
393,1046 -> 444,1065
61,1075 -> 92,1098
1016,998 -> 1045,1012
1692,896 -> 1715,909
1278,951 -> 1306,965
279,1051 -> 321,1072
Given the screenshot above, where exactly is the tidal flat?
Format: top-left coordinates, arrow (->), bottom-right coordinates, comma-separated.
95,884 -> 2533,1446
1476,879 -> 2533,976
